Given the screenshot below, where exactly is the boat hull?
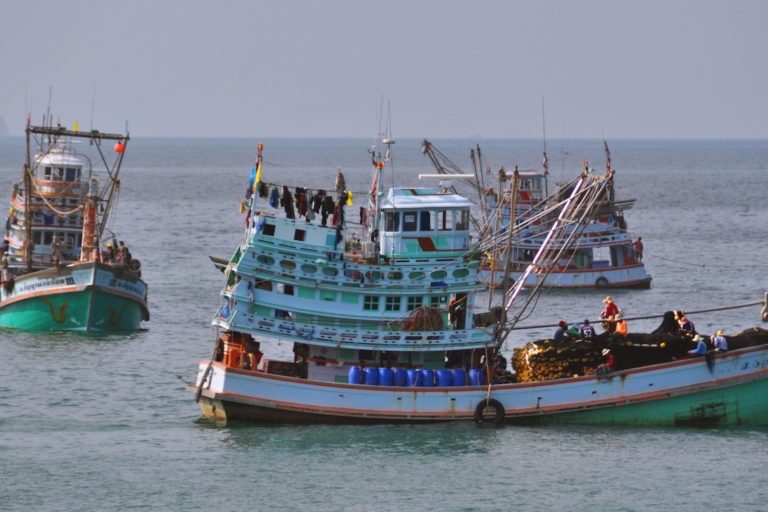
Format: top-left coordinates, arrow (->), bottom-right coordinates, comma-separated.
479,265 -> 652,289
0,263 -> 149,332
196,344 -> 768,426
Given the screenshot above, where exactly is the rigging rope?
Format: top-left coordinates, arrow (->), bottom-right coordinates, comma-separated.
507,299 -> 766,332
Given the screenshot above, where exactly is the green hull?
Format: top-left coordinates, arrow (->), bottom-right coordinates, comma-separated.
0,288 -> 145,332
506,377 -> 768,427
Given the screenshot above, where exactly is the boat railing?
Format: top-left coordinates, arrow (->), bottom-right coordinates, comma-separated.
214,308 -> 495,352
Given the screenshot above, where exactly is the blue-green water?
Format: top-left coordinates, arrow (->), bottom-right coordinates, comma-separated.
1,137 -> 768,511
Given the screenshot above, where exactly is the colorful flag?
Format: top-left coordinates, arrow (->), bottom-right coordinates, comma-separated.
253,161 -> 263,192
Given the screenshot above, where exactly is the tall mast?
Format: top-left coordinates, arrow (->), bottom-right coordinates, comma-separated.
24,123 -> 32,272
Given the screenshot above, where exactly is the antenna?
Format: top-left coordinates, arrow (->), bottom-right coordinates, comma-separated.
90,83 -> 97,131
46,86 -> 53,129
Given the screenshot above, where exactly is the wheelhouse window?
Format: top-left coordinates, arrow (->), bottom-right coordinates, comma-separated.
437,210 -> 453,230
384,212 -> 399,232
402,212 -> 417,232
419,211 -> 431,231
456,209 -> 469,230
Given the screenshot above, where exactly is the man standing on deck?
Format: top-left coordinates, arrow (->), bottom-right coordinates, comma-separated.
633,237 -> 644,262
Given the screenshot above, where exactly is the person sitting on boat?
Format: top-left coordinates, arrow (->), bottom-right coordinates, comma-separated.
580,319 -> 596,340
601,296 -> 620,333
596,348 -> 615,375
492,353 -> 508,382
633,237 -> 644,262
712,330 -> 728,352
677,312 -> 696,335
687,334 -> 708,356
553,320 -> 570,344
614,312 -> 628,336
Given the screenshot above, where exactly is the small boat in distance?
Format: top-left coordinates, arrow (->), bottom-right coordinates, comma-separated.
194,140 -> 768,426
0,121 -> 149,331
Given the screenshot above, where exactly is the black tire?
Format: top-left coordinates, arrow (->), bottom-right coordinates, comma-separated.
128,259 -> 142,272
474,398 -> 505,426
595,277 -> 609,288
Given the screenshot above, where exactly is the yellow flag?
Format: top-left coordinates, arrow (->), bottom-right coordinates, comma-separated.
346,191 -> 353,206
252,161 -> 263,192
73,121 -> 79,132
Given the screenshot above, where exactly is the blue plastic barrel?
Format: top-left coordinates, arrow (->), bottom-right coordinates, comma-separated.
348,366 -> 363,385
421,369 -> 436,387
407,369 -> 423,387
364,367 -> 379,386
394,368 -> 408,387
452,368 -> 467,386
436,369 -> 453,387
469,368 -> 486,386
379,367 -> 394,386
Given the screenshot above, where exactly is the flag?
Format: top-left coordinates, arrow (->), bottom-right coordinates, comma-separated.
368,166 -> 381,208
253,161 -> 263,192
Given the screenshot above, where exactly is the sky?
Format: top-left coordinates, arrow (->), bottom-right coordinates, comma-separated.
1,0 -> 767,139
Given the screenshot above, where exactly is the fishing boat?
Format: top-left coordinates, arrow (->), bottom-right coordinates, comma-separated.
194,141 -> 768,426
422,139 -> 652,289
0,121 -> 149,331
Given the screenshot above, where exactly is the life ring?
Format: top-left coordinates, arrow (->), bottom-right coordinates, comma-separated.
128,259 -> 141,272
473,398 -> 505,426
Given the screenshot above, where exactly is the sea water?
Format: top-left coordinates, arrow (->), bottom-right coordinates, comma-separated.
1,137 -> 768,511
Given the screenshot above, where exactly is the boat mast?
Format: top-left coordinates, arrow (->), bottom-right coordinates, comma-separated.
98,133 -> 130,236
23,122 -> 32,272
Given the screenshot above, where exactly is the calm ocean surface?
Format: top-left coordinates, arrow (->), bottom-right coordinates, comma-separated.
1,137 -> 767,511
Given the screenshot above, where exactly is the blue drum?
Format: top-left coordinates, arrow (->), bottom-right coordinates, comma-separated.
378,367 -> 394,386
348,366 -> 363,385
469,368 -> 486,386
407,369 -> 423,387
421,369 -> 436,387
452,368 -> 467,386
364,366 -> 379,386
436,369 -> 453,387
394,368 -> 408,387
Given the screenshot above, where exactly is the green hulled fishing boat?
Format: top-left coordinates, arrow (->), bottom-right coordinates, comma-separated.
0,121 -> 149,331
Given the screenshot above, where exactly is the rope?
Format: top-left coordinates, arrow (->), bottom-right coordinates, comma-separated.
647,252 -> 706,268
507,299 -> 766,331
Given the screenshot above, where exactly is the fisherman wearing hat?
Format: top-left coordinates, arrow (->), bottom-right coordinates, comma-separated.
601,295 -> 620,333
614,311 -> 628,336
553,320 -> 570,344
687,334 -> 708,356
712,330 -> 728,352
596,348 -> 616,375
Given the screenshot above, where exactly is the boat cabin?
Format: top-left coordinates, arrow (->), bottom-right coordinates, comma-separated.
378,188 -> 471,261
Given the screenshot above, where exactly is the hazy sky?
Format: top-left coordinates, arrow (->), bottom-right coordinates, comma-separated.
1,0 -> 766,139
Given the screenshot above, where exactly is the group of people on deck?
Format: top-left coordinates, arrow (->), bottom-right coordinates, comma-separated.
553,296 -> 729,375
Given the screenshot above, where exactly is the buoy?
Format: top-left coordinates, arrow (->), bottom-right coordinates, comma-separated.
114,142 -> 125,154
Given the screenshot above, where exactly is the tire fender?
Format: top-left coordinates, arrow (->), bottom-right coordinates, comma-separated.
474,398 -> 505,426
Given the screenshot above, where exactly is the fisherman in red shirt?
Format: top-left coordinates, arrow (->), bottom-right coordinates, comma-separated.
601,296 -> 620,333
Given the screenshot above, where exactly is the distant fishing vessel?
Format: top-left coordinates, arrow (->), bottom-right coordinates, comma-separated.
0,121 -> 149,331
422,139 -> 652,289
194,140 -> 768,426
